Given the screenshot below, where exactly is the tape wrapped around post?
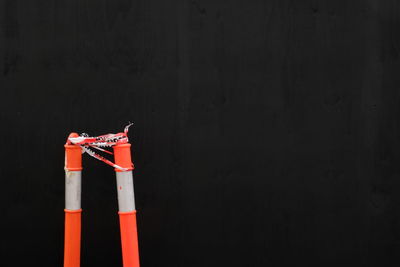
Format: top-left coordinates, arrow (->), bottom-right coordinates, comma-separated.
67,124 -> 134,171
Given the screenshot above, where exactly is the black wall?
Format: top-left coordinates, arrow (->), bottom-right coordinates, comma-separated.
2,0 -> 400,266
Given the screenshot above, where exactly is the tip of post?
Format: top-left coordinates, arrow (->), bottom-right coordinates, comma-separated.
69,133 -> 79,138
66,132 -> 79,145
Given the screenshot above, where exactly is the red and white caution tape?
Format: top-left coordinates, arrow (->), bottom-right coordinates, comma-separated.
68,123 -> 133,171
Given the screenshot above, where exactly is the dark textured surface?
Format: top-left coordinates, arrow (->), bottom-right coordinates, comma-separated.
1,0 -> 400,266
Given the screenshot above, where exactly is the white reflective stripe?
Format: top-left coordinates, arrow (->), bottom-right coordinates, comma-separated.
116,171 -> 135,212
65,171 -> 82,210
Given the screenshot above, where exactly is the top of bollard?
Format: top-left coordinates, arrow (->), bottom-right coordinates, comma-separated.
65,133 -> 83,171
66,133 -> 79,145
66,124 -> 134,171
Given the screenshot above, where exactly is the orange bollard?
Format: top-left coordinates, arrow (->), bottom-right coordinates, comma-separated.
114,143 -> 140,267
64,133 -> 83,267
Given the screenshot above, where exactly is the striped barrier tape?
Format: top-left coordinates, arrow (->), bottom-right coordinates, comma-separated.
67,123 -> 133,171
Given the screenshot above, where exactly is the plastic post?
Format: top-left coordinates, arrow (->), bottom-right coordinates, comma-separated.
64,133 -> 82,267
114,143 -> 139,267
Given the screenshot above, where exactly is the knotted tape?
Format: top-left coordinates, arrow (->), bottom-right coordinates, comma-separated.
68,123 -> 133,171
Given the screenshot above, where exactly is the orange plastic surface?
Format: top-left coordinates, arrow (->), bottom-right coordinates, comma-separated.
65,133 -> 82,171
118,211 -> 140,267
64,209 -> 82,267
113,143 -> 134,172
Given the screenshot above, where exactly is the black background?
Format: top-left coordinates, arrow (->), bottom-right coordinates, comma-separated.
1,0 -> 400,266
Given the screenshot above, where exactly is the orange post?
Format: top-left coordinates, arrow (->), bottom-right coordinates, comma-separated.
114,143 -> 140,267
64,133 -> 82,267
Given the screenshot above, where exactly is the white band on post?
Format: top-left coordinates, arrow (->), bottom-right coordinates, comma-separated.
116,171 -> 136,212
65,171 -> 82,210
